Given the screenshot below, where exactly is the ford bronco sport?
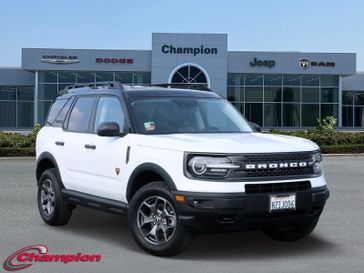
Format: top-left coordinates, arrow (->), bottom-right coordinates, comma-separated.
36,82 -> 329,256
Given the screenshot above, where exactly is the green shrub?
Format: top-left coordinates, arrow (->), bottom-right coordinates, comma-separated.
0,124 -> 41,149
321,144 -> 364,154
268,116 -> 364,147
311,116 -> 337,145
26,124 -> 41,148
269,130 -> 364,147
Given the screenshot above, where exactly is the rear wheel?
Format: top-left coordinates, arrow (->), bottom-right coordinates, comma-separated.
263,216 -> 319,242
37,168 -> 73,226
128,182 -> 194,256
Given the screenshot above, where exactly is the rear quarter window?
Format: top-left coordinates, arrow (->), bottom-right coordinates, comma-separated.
46,99 -> 67,126
46,97 -> 75,127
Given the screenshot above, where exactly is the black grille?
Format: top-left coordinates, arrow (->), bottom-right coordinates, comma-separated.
245,181 -> 311,194
239,167 -> 313,177
235,152 -> 313,162
229,152 -> 315,179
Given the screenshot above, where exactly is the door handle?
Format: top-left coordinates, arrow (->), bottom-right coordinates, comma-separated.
84,144 -> 96,150
55,141 -> 64,146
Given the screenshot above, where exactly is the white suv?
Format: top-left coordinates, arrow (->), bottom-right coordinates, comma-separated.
36,82 -> 329,256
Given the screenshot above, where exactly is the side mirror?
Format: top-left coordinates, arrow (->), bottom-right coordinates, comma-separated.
97,122 -> 122,137
249,122 -> 262,132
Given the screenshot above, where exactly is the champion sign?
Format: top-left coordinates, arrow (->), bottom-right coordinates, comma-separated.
161,45 -> 218,56
3,245 -> 101,271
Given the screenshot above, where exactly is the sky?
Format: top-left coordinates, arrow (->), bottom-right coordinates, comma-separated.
0,0 -> 363,70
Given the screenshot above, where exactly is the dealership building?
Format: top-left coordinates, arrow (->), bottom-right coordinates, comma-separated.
0,33 -> 364,130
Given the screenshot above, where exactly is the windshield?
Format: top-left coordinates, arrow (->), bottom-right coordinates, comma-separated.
130,97 -> 252,134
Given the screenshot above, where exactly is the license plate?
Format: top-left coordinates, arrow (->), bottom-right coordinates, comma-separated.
269,194 -> 296,212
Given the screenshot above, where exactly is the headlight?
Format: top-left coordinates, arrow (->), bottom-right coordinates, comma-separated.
186,155 -> 240,179
312,151 -> 323,174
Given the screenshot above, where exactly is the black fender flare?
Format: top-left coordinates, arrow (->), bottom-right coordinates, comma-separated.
126,163 -> 177,202
36,152 -> 63,186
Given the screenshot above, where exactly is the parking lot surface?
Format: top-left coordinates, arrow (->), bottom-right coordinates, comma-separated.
0,157 -> 363,273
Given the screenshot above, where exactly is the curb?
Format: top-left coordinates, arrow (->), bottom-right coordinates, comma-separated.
323,153 -> 364,157
0,157 -> 35,160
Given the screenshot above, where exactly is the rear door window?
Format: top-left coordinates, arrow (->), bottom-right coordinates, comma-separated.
67,96 -> 96,132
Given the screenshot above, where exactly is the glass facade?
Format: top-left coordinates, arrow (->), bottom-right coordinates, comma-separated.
0,86 -> 34,129
1,69 -> 362,131
227,74 -> 339,128
37,71 -> 151,124
342,91 -> 364,127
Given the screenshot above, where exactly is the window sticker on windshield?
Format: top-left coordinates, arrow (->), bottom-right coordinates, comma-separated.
144,122 -> 155,131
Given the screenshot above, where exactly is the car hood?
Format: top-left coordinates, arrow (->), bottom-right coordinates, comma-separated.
136,133 -> 319,154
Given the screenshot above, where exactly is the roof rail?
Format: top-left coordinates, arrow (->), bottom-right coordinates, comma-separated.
59,81 -> 124,95
148,83 -> 212,92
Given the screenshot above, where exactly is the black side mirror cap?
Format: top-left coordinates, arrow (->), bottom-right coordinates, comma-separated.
97,122 -> 124,137
249,122 -> 262,132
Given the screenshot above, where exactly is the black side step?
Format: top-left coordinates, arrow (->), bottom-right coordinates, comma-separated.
62,189 -> 128,215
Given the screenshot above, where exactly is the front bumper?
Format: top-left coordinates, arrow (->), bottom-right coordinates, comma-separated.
172,186 -> 329,233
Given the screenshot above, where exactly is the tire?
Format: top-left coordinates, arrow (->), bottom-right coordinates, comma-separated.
37,168 -> 73,226
128,181 -> 194,256
263,216 -> 320,242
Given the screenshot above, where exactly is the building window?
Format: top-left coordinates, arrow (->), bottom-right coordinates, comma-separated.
170,65 -> 208,85
245,74 -> 263,86
95,72 -> 114,82
321,75 -> 339,87
227,73 -> 339,128
245,87 -> 263,102
355,107 -> 364,127
302,75 -> 319,86
36,71 -> 151,124
342,91 -> 364,128
0,86 -> 34,129
77,72 -> 95,83
245,103 -> 263,126
321,88 -> 339,103
302,88 -> 319,103
342,106 -> 353,127
283,104 -> 300,127
264,103 -> 281,127
264,87 -> 281,102
283,87 -> 300,102
302,104 -> 319,126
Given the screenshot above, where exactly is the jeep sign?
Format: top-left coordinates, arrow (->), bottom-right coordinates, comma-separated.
249,57 -> 275,68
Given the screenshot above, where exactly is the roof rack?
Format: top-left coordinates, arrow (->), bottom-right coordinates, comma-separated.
59,81 -> 125,95
148,83 -> 212,92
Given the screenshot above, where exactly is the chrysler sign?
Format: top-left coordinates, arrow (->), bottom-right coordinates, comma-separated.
40,55 -> 79,64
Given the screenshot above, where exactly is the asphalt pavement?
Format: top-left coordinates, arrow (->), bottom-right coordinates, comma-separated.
0,157 -> 363,273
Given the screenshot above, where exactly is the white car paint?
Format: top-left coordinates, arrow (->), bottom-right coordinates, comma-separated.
37,127 -> 327,203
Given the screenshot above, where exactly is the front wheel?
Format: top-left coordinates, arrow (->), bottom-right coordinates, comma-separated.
128,182 -> 194,256
37,168 -> 73,226
263,216 -> 320,242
